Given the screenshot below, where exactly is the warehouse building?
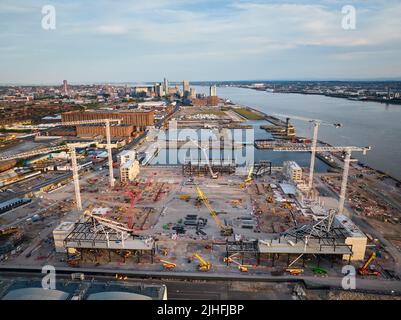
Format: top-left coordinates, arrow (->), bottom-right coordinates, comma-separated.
61,110 -> 154,133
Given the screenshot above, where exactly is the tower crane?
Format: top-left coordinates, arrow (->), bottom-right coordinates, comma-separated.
273,113 -> 341,190
0,143 -> 89,211
195,186 -> 233,236
52,118 -> 122,188
272,145 -> 371,215
189,139 -> 218,179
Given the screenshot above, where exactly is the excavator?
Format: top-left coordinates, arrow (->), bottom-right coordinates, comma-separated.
195,186 -> 233,236
224,253 -> 252,272
193,252 -> 211,272
358,252 -> 380,276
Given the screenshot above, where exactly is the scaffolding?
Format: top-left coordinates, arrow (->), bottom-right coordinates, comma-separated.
182,160 -> 236,176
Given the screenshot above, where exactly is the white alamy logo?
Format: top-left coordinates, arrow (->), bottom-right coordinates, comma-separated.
341,5 -> 356,30
41,5 -> 56,30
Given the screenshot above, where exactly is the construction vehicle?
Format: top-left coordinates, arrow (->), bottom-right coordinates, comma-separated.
160,259 -> 177,270
193,252 -> 211,271
195,186 -> 233,236
311,267 -> 328,275
286,268 -> 304,275
240,166 -> 254,188
358,252 -> 380,276
179,194 -> 191,202
281,201 -> 292,209
224,254 -> 252,272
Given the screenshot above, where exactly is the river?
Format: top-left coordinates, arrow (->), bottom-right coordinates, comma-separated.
193,86 -> 401,180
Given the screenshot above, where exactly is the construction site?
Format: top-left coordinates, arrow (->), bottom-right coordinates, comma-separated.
0,103 -> 400,297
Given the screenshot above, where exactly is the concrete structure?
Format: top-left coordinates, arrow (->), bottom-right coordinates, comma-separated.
63,80 -> 68,95
336,214 -> 367,261
120,159 -> 140,183
118,150 -> 136,165
210,84 -> 217,97
283,161 -> 303,183
53,221 -> 76,253
163,78 -> 169,96
183,80 -> 190,96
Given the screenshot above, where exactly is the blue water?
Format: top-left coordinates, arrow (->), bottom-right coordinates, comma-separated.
193,86 -> 401,180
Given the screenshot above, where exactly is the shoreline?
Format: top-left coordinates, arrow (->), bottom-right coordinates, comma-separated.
240,86 -> 401,106
233,104 -> 401,185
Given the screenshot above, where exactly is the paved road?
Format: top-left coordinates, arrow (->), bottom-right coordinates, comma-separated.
1,265 -> 400,296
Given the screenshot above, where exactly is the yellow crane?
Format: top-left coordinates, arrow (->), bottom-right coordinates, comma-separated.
195,186 -> 233,236
240,165 -> 254,188
223,253 -> 252,272
193,252 -> 211,271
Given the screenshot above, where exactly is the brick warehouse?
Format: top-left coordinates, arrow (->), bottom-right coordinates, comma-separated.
61,110 -> 154,138
76,124 -> 135,138
61,110 -> 154,129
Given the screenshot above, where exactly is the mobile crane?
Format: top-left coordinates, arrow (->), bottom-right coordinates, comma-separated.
193,252 -> 211,271
195,186 -> 233,236
223,253 -> 252,272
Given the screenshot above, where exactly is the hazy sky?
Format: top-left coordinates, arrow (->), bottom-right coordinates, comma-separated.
1,0 -> 401,84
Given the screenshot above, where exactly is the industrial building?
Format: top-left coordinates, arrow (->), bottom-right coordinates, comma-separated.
283,161 -> 303,183
61,110 -> 154,132
76,124 -> 135,139
120,160 -> 140,183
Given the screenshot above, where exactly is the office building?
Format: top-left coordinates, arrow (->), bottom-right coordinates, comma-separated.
210,84 -> 217,97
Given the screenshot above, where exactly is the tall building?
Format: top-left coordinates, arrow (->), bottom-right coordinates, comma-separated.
63,80 -> 68,94
183,80 -> 190,95
210,84 -> 217,97
189,88 -> 196,99
163,78 -> 169,96
154,82 -> 163,97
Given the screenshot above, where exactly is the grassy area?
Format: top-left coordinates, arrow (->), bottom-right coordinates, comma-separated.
0,128 -> 32,133
231,107 -> 264,120
199,110 -> 227,117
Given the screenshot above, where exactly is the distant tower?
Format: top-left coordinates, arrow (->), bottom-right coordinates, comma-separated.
63,80 -> 68,94
190,88 -> 196,99
163,78 -> 169,96
210,84 -> 217,97
183,80 -> 190,95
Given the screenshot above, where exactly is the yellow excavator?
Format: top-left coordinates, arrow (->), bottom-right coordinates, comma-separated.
193,252 -> 212,272
196,186 -> 233,236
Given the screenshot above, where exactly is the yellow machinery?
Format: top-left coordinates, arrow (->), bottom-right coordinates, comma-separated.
224,253 -> 252,272
195,186 -> 233,236
358,252 -> 380,276
193,252 -> 211,271
286,268 -> 304,275
240,166 -> 254,188
160,259 -> 177,270
179,194 -> 191,202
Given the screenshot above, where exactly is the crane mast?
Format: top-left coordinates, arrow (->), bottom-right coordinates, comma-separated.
272,145 -> 370,215
56,118 -> 121,188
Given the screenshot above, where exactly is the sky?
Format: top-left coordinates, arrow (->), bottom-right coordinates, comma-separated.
1,0 -> 401,84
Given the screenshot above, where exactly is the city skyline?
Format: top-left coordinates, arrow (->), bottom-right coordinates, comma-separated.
1,0 -> 401,84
